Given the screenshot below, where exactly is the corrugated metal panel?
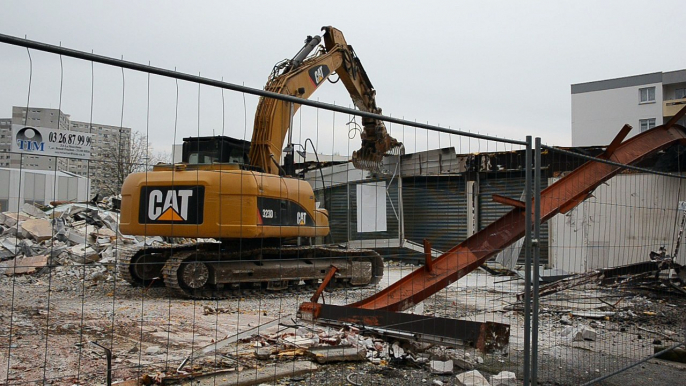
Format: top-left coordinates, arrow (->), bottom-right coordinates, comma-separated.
318,178 -> 400,244
478,174 -> 550,265
402,176 -> 468,252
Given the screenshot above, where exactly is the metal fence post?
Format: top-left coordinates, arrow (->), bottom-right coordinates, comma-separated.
532,137 -> 542,384
523,136 -> 532,385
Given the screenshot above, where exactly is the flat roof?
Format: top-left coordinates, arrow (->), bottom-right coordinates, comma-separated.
571,69 -> 686,94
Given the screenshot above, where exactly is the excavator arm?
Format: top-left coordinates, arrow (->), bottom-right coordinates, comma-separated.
249,26 -> 403,175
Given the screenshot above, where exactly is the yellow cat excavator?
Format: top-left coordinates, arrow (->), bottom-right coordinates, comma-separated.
118,26 -> 403,299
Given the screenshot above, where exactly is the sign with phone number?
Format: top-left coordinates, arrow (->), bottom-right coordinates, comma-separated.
11,124 -> 92,160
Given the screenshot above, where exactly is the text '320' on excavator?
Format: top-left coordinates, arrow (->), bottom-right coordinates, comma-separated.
118,26 -> 404,299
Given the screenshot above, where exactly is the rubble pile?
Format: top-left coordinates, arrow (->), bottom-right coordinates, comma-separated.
0,199 -> 167,280
161,321 -> 516,385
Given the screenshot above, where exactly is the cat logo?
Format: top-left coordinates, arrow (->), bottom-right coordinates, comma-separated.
308,65 -> 330,87
297,212 -> 307,225
139,186 -> 204,224
313,67 -> 324,84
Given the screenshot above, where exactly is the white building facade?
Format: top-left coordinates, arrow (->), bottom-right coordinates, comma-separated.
572,70 -> 686,146
0,168 -> 90,212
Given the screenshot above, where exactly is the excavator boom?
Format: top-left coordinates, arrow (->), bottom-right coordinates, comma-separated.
249,26 -> 402,175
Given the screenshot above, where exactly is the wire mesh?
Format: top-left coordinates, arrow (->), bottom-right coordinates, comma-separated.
532,143 -> 686,385
1,33 -> 685,386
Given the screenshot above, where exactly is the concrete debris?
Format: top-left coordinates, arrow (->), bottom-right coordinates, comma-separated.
391,341 -> 405,358
456,370 -> 491,386
561,324 -> 596,341
0,212 -> 29,227
20,219 -> 53,241
0,197 -> 213,283
490,371 -> 517,386
22,203 -> 47,219
203,305 -> 231,315
308,346 -> 366,363
430,359 -> 454,374
283,336 -> 316,347
144,345 -> 163,355
254,347 -> 276,359
570,311 -> 614,319
2,254 -> 49,275
69,245 -> 100,263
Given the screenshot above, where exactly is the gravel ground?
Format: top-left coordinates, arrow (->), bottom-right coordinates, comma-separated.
0,262 -> 684,385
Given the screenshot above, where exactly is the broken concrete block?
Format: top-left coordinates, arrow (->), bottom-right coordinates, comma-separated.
1,225 -> 16,237
283,336 -> 316,347
561,326 -> 582,341
96,236 -> 111,246
581,326 -> 596,341
0,212 -> 29,227
307,346 -> 366,364
456,370 -> 491,386
69,245 -> 100,263
1,237 -> 19,252
561,325 -> 596,342
255,347 -> 276,359
452,356 -> 475,370
66,228 -> 87,245
490,371 -> 517,386
3,254 -> 49,275
22,203 -> 47,219
20,219 -> 53,242
430,359 -> 454,375
145,346 -> 162,355
0,246 -> 14,260
92,227 -> 116,238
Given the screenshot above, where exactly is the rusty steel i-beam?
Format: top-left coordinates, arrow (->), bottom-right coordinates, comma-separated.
300,105 -> 686,321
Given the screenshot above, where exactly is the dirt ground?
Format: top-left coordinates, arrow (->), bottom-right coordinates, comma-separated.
0,263 -> 684,386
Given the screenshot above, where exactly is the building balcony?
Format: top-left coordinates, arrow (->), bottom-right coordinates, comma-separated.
664,98 -> 686,117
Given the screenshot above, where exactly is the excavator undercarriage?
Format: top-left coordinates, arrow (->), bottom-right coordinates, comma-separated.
119,242 -> 384,299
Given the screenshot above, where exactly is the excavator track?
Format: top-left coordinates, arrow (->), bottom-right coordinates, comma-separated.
118,243 -> 211,287
121,243 -> 383,300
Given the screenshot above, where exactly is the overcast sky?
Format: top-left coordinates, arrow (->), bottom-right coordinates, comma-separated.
1,1 -> 684,157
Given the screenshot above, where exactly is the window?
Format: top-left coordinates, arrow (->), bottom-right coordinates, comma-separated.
639,87 -> 656,103
676,88 -> 686,99
640,118 -> 656,132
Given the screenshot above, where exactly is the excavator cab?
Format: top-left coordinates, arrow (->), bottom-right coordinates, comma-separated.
182,136 -> 251,166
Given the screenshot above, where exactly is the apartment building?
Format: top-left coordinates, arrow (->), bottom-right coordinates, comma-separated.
0,106 -> 132,193
571,69 -> 686,146
68,119 -> 131,194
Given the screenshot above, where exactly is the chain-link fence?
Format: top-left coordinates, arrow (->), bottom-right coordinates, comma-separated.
0,33 -> 685,386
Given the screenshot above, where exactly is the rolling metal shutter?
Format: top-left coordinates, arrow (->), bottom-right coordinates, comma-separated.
402,176 -> 468,252
319,178 -> 400,244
